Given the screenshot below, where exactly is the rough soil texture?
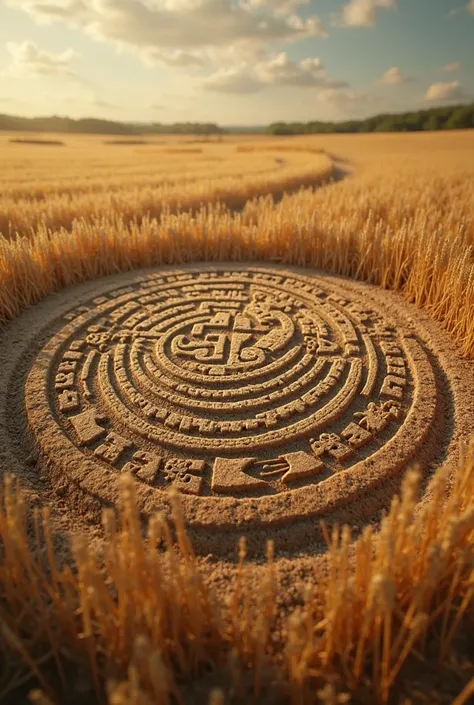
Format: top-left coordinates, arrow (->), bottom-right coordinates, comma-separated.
0,264 -> 473,580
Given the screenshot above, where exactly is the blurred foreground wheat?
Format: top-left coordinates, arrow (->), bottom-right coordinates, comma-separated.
1,443 -> 473,704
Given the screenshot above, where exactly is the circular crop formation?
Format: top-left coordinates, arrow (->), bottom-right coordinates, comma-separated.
21,262 -> 469,545
0,262 -> 465,557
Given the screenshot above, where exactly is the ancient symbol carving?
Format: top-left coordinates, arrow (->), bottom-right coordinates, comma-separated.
278,451 -> 324,484
341,422 -> 372,449
310,433 -> 354,462
58,389 -> 79,413
123,450 -> 161,483
69,409 -> 106,445
25,265 -> 441,528
354,400 -> 401,433
94,433 -> 132,465
211,457 -> 267,493
163,458 -> 205,495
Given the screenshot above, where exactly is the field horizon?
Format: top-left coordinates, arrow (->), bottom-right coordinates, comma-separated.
1,99 -> 473,136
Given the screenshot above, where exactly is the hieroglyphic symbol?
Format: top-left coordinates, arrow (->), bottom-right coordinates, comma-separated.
354,400 -> 402,433
163,458 -> 205,495
123,451 -> 161,483
211,457 -> 267,493
94,433 -> 132,465
310,433 -> 354,462
69,409 -> 106,445
58,389 -> 79,413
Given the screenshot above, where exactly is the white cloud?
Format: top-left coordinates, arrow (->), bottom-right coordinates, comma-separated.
6,40 -> 78,76
256,53 -> 346,87
145,49 -> 204,68
8,0 -> 327,69
201,64 -> 262,93
243,0 -> 310,15
4,43 -> 117,111
339,0 -> 395,27
424,81 -> 464,102
443,62 -> 462,73
6,0 -> 89,24
377,66 -> 413,85
202,52 -> 348,93
316,88 -> 370,116
452,1 -> 474,16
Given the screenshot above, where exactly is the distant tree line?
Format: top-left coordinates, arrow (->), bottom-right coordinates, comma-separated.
267,103 -> 474,135
2,102 -> 473,137
140,122 -> 223,136
0,114 -> 223,136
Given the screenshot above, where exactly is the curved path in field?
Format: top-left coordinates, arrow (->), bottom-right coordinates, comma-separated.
0,150 -> 351,238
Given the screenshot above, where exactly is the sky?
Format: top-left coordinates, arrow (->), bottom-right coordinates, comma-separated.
0,0 -> 473,126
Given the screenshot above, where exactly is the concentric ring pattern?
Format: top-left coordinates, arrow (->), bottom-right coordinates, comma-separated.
25,266 -> 439,528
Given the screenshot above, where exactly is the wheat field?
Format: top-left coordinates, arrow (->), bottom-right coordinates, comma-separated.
0,130 -> 473,705
0,136 -> 330,237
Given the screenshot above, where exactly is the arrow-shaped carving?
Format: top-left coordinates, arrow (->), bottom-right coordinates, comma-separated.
211,457 -> 268,494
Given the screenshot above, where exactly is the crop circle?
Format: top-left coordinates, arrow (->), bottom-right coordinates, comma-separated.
20,263 -> 456,541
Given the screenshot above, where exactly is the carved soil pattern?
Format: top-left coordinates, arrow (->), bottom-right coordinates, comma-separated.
26,266 -> 438,528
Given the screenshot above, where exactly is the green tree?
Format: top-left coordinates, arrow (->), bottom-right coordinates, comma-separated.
424,114 -> 443,131
444,106 -> 474,130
